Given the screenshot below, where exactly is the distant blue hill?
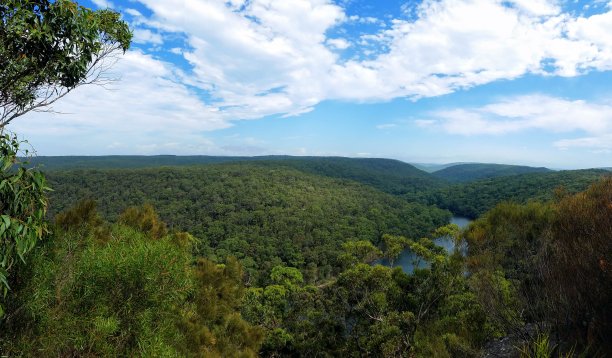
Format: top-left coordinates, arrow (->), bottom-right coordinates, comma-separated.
410,162 -> 471,173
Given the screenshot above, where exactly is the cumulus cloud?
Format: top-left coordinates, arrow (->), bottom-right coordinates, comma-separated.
91,0 -> 114,9
416,94 -> 612,150
554,134 -> 612,151
10,0 -> 612,154
132,28 -> 164,45
326,38 -> 351,50
127,0 -> 612,111
10,51 -> 230,154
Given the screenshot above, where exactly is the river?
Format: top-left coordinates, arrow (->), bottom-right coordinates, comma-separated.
375,216 -> 471,273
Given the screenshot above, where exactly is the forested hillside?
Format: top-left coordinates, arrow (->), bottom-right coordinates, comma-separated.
464,178 -> 612,354
5,174 -> 610,356
432,163 -> 552,182
427,169 -> 609,218
29,155 -> 250,170
253,157 -> 445,196
46,163 -> 450,283
35,155 -> 445,196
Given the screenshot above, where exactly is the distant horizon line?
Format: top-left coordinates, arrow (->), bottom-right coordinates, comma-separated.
25,154 -> 611,171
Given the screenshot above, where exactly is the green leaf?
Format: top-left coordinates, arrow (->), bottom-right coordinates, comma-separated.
0,215 -> 10,229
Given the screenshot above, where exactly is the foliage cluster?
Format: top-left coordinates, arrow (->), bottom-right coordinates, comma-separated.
0,133 -> 49,317
465,178 -> 612,354
242,231 -> 494,357
30,155 -> 446,197
0,204 -> 262,357
2,163 -> 610,356
0,0 -> 131,127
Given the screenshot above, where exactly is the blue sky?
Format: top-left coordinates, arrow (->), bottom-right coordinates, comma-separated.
10,0 -> 612,168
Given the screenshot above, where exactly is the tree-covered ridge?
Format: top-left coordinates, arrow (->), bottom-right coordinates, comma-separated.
427,169 -> 609,218
33,155 -> 445,196
432,163 -> 552,183
29,155 -> 252,170
252,157 -> 446,196
46,163 -> 451,284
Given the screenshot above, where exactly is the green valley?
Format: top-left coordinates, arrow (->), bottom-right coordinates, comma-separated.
2,1 -> 611,357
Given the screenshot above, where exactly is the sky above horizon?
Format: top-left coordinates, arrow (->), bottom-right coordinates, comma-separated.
9,0 -> 612,169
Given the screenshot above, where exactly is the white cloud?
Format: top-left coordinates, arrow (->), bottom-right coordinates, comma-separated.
85,0 -> 612,118
10,51 -> 231,154
132,28 -> 164,45
507,0 -> 560,16
92,0 -> 114,8
418,94 -> 612,150
350,16 -> 380,24
125,8 -> 144,17
12,0 -> 612,154
326,38 -> 351,50
554,134 -> 612,150
129,0 -> 612,114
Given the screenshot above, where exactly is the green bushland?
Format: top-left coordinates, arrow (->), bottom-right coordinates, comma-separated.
432,163 -> 551,183
465,177 -> 612,355
32,156 -> 445,197
45,164 -> 451,284
427,169 -> 608,218
0,202 -> 262,357
2,171 -> 611,356
0,134 -> 50,317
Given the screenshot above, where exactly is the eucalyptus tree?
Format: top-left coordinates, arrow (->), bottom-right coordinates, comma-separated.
0,0 -> 131,316
0,0 -> 131,128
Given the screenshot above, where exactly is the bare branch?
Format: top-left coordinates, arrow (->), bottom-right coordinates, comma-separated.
0,46 -> 125,129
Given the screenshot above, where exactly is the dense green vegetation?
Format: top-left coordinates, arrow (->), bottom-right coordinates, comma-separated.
4,177 -> 609,356
1,198 -> 498,357
253,157 -> 445,197
1,202 -> 263,357
34,155 -> 445,196
432,163 -> 551,183
7,151 -> 611,356
465,178 -> 612,354
45,164 -> 450,284
427,169 -> 608,218
0,134 -> 51,316
29,155 -> 252,170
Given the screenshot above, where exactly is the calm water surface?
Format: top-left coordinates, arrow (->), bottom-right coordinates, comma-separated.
376,216 -> 471,273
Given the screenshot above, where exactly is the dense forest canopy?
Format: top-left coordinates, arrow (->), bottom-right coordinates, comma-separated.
427,169 -> 609,218
45,163 -> 451,284
3,171 -> 610,356
432,163 -> 552,183
32,155 -> 446,195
